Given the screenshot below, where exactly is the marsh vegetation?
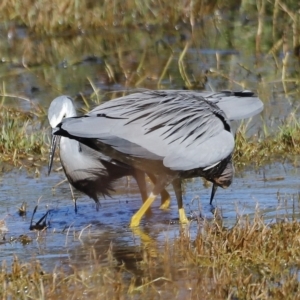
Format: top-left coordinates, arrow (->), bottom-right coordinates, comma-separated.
0,0 -> 300,298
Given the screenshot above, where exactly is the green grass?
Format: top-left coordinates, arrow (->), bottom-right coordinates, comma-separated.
0,104 -> 47,165
233,114 -> 300,168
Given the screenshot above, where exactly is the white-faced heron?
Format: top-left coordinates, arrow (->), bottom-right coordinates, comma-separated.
48,96 -> 171,211
52,90 -> 263,227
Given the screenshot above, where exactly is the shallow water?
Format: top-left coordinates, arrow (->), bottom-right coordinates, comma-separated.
0,160 -> 299,272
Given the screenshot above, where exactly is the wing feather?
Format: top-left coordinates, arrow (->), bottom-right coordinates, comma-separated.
60,93 -> 234,170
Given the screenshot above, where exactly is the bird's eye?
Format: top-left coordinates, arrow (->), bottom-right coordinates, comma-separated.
63,113 -> 66,119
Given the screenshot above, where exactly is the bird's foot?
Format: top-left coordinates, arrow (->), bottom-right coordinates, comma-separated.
130,215 -> 141,228
179,208 -> 189,224
159,197 -> 171,210
129,193 -> 157,228
159,189 -> 171,210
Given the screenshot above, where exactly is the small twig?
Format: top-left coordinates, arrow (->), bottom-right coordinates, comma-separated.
0,93 -> 31,102
132,277 -> 172,292
64,223 -> 74,247
78,224 -> 92,241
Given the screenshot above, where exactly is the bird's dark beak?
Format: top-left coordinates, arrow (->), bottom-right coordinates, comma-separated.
209,183 -> 218,205
48,132 -> 60,176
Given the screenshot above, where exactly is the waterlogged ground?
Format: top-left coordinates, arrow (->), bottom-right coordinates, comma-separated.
0,160 -> 300,273
0,4 -> 300,296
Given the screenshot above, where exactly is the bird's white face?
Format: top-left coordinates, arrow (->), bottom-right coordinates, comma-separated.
48,96 -> 76,128
49,109 -> 66,128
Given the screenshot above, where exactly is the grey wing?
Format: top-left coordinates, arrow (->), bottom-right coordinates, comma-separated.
59,99 -> 234,171
163,130 -> 234,170
90,89 -> 263,121
79,142 -> 112,162
193,90 -> 264,120
79,142 -> 142,169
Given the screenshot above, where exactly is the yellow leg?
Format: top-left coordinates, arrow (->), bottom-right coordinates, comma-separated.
172,178 -> 189,225
179,207 -> 189,224
130,192 -> 158,227
159,189 -> 171,210
146,173 -> 171,210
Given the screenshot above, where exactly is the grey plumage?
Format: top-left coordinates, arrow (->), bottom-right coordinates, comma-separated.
53,90 -> 263,226
48,95 -> 170,210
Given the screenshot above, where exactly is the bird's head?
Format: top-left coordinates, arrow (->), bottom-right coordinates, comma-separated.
48,95 -> 77,128
47,95 -> 76,175
209,160 -> 234,205
212,160 -> 234,189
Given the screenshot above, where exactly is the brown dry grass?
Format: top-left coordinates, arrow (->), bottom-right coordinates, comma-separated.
0,0 -> 218,35
1,213 -> 300,299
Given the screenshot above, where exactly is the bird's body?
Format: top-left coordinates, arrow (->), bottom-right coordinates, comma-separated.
53,90 -> 263,226
48,96 -> 171,210
59,134 -> 132,202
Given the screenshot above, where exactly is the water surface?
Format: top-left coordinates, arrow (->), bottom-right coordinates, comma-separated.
0,160 -> 299,272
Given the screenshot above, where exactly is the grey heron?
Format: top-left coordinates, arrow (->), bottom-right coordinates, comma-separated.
48,95 -> 171,211
52,90 -> 263,227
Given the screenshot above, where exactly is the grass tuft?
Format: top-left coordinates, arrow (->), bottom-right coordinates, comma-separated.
234,112 -> 300,168
0,105 -> 47,165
